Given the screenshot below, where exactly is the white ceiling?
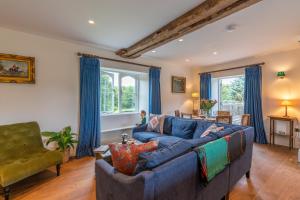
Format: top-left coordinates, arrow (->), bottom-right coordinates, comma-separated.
0,0 -> 300,67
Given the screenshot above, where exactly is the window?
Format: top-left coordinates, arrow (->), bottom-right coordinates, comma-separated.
100,68 -> 139,114
212,75 -> 245,124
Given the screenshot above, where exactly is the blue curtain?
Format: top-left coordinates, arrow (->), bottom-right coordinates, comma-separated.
200,73 -> 211,99
244,65 -> 267,144
149,67 -> 161,115
76,57 -> 101,158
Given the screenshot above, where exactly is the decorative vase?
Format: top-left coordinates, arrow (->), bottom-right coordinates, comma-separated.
63,148 -> 70,163
202,109 -> 210,118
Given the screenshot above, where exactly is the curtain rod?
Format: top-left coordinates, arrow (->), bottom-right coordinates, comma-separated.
198,62 -> 265,75
77,52 -> 161,69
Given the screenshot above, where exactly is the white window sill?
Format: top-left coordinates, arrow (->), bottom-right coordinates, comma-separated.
101,112 -> 139,117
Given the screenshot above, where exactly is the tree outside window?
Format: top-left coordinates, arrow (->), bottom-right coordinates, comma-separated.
100,69 -> 138,114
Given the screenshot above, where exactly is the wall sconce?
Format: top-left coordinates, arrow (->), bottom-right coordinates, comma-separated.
277,71 -> 285,79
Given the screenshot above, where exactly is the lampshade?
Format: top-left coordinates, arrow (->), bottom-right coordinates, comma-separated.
192,92 -> 200,98
281,100 -> 292,106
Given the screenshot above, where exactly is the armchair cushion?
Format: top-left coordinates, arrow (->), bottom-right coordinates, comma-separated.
0,121 -> 63,187
0,150 -> 62,187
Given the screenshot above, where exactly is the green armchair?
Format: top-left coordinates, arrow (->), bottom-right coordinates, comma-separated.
0,122 -> 63,200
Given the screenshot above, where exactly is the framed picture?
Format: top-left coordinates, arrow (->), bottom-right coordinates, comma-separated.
172,76 -> 186,93
0,53 -> 35,84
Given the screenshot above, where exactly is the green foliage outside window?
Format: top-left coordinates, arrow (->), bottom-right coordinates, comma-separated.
121,86 -> 136,112
221,77 -> 245,103
100,71 -> 137,114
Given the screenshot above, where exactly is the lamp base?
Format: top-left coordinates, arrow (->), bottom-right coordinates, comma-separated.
193,109 -> 199,116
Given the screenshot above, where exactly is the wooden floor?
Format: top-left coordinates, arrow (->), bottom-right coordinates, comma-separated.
1,144 -> 300,200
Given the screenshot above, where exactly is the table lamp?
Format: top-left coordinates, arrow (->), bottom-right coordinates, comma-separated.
281,100 -> 291,117
192,92 -> 200,115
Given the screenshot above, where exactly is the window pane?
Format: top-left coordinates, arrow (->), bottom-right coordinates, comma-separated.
121,76 -> 136,112
219,76 -> 245,123
101,74 -> 114,113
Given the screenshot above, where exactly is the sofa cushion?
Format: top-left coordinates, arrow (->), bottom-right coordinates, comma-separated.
135,140 -> 192,173
163,116 -> 174,135
109,141 -> 158,175
213,125 -> 244,138
133,131 -> 164,143
172,118 -> 197,139
0,150 -> 62,187
186,135 -> 217,148
151,136 -> 183,148
193,121 -> 214,139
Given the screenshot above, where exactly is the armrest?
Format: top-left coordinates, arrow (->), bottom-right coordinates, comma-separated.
95,160 -> 155,200
132,124 -> 148,133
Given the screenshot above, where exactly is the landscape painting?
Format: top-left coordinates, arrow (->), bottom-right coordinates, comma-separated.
0,53 -> 35,83
172,76 -> 186,93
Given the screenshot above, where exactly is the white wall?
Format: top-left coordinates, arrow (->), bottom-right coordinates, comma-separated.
0,27 -> 193,133
193,48 -> 300,148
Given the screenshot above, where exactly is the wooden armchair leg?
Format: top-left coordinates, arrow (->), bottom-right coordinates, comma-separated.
246,170 -> 250,179
56,164 -> 61,176
4,186 -> 10,200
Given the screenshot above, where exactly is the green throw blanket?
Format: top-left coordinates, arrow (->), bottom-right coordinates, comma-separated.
197,138 -> 229,182
197,131 -> 246,183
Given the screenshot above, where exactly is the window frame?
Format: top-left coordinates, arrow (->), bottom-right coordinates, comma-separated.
100,68 -> 140,116
101,71 -> 115,114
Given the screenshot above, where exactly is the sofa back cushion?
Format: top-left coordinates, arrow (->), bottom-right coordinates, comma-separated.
163,116 -> 174,135
135,140 -> 192,173
172,118 -> 197,139
193,121 -> 214,139
0,122 -> 43,163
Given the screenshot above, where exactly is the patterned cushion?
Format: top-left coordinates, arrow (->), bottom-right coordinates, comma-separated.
109,141 -> 158,175
146,115 -> 165,134
201,124 -> 224,138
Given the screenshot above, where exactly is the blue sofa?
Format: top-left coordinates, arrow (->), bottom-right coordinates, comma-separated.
95,116 -> 254,200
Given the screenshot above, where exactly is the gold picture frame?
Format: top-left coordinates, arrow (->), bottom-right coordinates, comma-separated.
0,53 -> 35,84
172,76 -> 186,93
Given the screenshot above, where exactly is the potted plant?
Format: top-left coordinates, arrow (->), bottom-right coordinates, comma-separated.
42,126 -> 78,163
200,99 -> 217,117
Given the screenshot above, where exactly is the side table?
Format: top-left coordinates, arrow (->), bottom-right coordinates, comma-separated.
268,115 -> 297,150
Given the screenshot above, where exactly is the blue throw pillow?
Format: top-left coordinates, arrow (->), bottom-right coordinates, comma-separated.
163,116 -> 174,135
171,118 -> 196,139
135,140 -> 192,173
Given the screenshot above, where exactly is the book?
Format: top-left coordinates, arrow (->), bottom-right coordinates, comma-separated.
94,145 -> 109,153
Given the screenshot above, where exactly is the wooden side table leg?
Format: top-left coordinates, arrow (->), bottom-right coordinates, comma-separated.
269,119 -> 272,145
289,120 -> 294,150
272,119 -> 275,145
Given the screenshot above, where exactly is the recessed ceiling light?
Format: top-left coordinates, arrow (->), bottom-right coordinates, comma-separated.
185,59 -> 190,62
151,50 -> 156,53
88,20 -> 95,24
226,24 -> 237,32
213,51 -> 218,55
178,39 -> 184,42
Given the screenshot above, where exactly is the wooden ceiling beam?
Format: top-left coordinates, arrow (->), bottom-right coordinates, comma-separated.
116,0 -> 262,59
